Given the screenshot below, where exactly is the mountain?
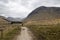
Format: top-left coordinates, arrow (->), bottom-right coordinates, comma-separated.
7,17 -> 23,22
0,16 -> 8,24
0,16 -> 23,24
25,6 -> 60,25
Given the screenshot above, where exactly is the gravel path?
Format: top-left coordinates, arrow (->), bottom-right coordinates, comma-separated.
16,27 -> 33,40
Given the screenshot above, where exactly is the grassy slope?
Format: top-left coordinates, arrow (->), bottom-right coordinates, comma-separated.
25,19 -> 60,25
0,24 -> 21,40
27,24 -> 60,40
0,17 -> 21,40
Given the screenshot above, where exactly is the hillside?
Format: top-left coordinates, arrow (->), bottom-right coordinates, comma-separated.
0,16 -> 9,24
0,16 -> 21,40
25,6 -> 60,25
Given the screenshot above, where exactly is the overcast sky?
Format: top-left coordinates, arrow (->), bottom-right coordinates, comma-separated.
0,0 -> 60,18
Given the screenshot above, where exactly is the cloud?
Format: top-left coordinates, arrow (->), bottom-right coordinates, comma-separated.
0,0 -> 9,3
0,0 -> 60,18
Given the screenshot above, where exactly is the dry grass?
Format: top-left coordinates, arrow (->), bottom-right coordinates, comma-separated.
0,24 -> 21,40
27,24 -> 60,40
25,19 -> 60,25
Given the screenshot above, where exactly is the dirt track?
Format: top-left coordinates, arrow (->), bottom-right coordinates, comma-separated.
16,27 -> 33,40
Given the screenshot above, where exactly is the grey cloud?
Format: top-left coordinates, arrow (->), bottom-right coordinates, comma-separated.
0,0 -> 60,18
0,2 -> 9,16
21,0 -> 29,7
0,0 -> 9,3
54,0 -> 60,4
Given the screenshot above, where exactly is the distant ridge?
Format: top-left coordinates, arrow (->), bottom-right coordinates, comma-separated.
7,17 -> 22,22
0,16 -> 23,24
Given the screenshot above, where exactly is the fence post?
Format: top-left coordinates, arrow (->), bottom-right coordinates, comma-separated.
0,27 -> 4,39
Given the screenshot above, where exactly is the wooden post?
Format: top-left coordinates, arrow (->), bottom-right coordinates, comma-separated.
1,30 -> 3,39
0,27 -> 4,39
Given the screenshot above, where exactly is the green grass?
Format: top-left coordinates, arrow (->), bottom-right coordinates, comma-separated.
0,24 -> 21,40
4,27 -> 21,40
27,24 -> 60,40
